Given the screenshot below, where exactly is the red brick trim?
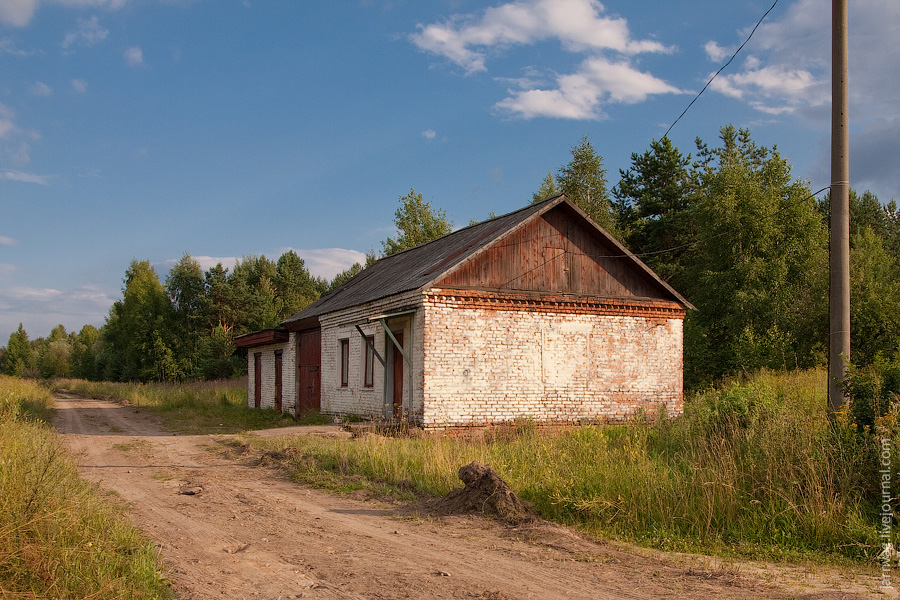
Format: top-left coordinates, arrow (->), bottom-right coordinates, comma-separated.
426,288 -> 686,319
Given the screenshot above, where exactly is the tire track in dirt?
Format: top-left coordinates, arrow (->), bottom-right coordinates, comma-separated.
53,394 -> 883,600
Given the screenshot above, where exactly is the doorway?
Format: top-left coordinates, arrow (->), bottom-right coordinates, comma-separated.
297,329 -> 321,415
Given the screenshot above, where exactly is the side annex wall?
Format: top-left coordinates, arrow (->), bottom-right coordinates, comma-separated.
246,337 -> 296,414
317,290 -> 425,422
421,289 -> 685,427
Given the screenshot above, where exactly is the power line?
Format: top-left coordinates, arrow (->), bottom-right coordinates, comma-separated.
662,0 -> 781,141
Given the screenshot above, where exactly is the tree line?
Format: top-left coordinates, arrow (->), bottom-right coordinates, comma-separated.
538,126 -> 899,389
2,125 -> 899,389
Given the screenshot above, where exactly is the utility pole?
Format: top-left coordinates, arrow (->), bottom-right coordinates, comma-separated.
828,0 -> 850,413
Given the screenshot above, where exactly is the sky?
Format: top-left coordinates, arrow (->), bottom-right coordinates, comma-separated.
1,0 -> 898,344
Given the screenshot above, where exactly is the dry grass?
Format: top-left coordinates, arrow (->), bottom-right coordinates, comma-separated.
246,369 -> 886,563
0,375 -> 171,599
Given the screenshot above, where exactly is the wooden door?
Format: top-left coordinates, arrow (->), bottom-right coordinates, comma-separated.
253,353 -> 262,408
274,350 -> 283,412
391,332 -> 403,418
297,329 -> 321,415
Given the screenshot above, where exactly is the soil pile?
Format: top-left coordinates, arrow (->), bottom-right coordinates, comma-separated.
431,461 -> 534,524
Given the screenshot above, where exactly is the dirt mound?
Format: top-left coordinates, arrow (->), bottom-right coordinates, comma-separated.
430,462 -> 534,524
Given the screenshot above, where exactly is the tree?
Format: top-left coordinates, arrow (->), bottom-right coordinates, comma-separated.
36,324 -> 72,378
681,125 -> 828,383
850,227 -> 900,366
70,324 -> 100,380
381,189 -> 453,256
203,263 -> 232,328
555,137 -> 618,234
532,170 -> 558,203
1,323 -> 33,376
274,250 -> 326,320
228,255 -> 279,334
327,250 -> 377,292
165,254 -> 206,373
612,137 -> 696,282
99,260 -> 181,381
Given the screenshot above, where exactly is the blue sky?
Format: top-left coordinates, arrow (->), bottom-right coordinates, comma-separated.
1,0 -> 898,343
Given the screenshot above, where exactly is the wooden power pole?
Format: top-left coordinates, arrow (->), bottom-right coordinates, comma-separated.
829,0 -> 851,412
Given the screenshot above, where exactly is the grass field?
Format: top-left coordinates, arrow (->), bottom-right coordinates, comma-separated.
0,375 -> 171,599
36,370 -> 894,565
55,377 -> 298,434
241,369 -> 890,564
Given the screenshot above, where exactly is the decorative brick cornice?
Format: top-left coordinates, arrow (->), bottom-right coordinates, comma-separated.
425,288 -> 686,319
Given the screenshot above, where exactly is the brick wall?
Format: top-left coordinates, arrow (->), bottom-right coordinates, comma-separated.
318,291 -> 425,421
246,337 -> 296,414
421,289 -> 684,427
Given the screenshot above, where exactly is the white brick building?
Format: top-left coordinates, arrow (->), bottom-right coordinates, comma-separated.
236,195 -> 693,427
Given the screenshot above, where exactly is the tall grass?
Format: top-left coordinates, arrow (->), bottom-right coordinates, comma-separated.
56,377 -> 296,434
0,375 -> 170,599
252,369 -> 886,562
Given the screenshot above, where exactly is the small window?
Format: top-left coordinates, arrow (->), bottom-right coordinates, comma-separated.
339,339 -> 349,387
363,336 -> 375,388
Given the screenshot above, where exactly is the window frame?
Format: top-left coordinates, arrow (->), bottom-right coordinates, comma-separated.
363,335 -> 375,388
339,338 -> 349,387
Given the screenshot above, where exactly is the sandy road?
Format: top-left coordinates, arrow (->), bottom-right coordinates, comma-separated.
52,393 -> 883,600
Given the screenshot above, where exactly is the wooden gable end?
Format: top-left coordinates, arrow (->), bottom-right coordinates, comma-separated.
435,203 -> 671,301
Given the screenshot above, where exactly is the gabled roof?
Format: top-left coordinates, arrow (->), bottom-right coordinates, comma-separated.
283,195 -> 692,329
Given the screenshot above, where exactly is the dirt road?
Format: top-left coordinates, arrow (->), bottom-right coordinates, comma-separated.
53,393 -> 884,599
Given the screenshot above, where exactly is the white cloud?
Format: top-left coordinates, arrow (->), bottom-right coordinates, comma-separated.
422,129 -> 436,140
704,40 -> 732,63
159,249 -> 365,282
0,236 -> 16,247
0,104 -> 40,164
411,0 -> 680,121
496,56 -> 684,120
0,38 -> 29,56
62,15 -> 108,48
1,0 -> 128,27
29,81 -> 53,96
702,0 -> 900,199
71,78 -> 88,93
0,0 -> 38,27
289,248 -> 367,280
2,169 -> 50,184
705,0 -> 900,119
411,0 -> 671,75
0,283 -> 116,343
124,45 -> 144,66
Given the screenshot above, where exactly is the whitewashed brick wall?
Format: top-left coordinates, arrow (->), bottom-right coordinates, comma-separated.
318,291 -> 425,421
246,337 -> 296,414
421,291 -> 684,427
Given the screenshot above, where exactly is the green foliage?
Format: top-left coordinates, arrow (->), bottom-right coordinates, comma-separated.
70,324 -> 100,380
537,136 -> 618,234
275,250 -> 327,319
196,324 -> 242,380
532,170 -> 558,203
98,260 -> 176,382
1,323 -> 33,377
850,227 -> 900,366
680,126 -> 828,384
382,188 -> 453,256
843,355 -> 900,432
613,136 -> 696,281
